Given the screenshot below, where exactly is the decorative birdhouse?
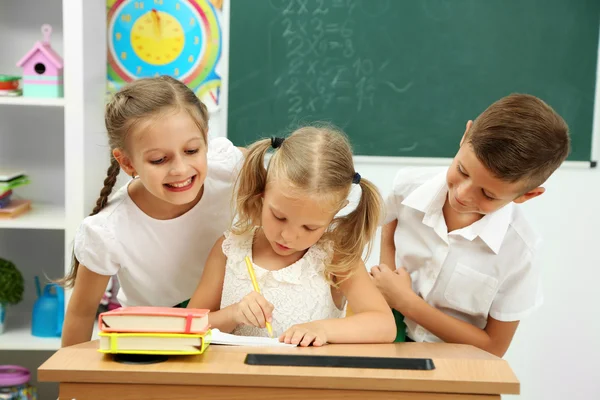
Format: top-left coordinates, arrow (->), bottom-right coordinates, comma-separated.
16,24 -> 64,98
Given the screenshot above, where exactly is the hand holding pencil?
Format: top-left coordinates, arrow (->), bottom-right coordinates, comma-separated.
231,257 -> 274,337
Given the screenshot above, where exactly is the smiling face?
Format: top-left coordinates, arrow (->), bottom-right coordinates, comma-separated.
446,140 -> 545,215
446,143 -> 522,215
113,108 -> 208,207
260,180 -> 340,257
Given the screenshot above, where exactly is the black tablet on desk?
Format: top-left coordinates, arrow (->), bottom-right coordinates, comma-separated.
244,354 -> 435,370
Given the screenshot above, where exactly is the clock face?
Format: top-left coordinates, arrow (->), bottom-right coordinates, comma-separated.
106,0 -> 222,111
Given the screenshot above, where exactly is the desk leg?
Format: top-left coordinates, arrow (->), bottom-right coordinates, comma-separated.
59,383 -> 501,400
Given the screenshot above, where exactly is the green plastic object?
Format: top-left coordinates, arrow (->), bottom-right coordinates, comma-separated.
0,74 -> 20,82
393,309 -> 407,342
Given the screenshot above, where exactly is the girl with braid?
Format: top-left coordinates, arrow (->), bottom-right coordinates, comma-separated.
60,76 -> 244,347
187,126 -> 396,346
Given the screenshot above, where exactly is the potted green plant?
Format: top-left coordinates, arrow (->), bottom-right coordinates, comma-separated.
0,257 -> 24,334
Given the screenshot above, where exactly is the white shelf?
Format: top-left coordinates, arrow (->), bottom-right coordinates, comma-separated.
0,96 -> 65,107
0,203 -> 65,230
0,312 -> 99,351
0,312 -> 61,351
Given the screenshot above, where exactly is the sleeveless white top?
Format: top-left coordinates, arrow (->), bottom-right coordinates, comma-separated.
219,228 -> 346,337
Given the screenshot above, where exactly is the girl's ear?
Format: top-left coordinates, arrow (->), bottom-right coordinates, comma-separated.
112,148 -> 135,177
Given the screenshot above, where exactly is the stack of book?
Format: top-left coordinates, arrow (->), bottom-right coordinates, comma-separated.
0,170 -> 31,219
0,75 -> 22,97
97,306 -> 212,356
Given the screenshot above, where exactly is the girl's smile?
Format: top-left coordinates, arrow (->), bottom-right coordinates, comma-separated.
164,175 -> 197,192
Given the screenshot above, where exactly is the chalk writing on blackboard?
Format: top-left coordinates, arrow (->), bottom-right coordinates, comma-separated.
271,0 -> 394,125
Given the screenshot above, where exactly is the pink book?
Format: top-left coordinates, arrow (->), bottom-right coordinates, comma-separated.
98,306 -> 210,334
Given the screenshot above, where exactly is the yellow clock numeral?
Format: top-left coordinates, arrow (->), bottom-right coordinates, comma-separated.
188,55 -> 194,63
176,2 -> 180,10
121,52 -> 127,60
194,36 -> 199,45
115,32 -> 122,40
190,17 -> 195,26
137,66 -> 142,74
134,1 -> 144,9
174,68 -> 180,76
140,1 -> 144,8
154,0 -> 163,4
121,14 -> 131,23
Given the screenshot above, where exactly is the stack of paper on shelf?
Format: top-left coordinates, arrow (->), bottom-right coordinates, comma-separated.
0,170 -> 31,219
97,306 -> 212,356
0,75 -> 22,97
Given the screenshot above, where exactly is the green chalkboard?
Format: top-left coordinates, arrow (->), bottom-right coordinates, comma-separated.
227,0 -> 600,161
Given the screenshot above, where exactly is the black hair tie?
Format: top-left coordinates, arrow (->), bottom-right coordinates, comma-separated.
352,172 -> 361,184
271,137 -> 285,149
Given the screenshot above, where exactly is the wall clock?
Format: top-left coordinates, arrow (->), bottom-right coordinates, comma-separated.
106,0 -> 222,111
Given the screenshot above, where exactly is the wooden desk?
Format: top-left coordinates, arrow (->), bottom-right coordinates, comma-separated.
38,341 -> 519,400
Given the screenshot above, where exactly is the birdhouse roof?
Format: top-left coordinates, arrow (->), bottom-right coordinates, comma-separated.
16,41 -> 63,69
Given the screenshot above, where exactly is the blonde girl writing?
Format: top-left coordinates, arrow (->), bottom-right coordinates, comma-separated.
188,126 -> 395,346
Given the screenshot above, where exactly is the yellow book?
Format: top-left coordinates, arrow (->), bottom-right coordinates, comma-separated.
98,330 -> 212,356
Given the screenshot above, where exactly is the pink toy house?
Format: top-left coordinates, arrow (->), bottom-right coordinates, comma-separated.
16,24 -> 63,98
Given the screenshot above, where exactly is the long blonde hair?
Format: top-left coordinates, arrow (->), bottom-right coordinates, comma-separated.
59,76 -> 209,288
234,124 -> 383,283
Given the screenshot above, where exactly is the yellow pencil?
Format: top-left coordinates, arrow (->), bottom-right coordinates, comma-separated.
244,256 -> 273,338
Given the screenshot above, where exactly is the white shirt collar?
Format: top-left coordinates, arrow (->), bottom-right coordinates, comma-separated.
401,170 -> 512,254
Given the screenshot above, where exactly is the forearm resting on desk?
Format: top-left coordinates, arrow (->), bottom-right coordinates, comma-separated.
321,310 -> 396,344
402,295 -> 519,357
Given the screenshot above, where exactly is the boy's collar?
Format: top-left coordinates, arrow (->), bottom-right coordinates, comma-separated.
401,169 -> 512,254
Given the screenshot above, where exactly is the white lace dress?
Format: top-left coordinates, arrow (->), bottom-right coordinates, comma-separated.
219,228 -> 346,337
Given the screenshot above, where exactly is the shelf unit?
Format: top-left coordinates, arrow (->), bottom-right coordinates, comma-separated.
0,0 -> 228,361
0,0 -> 108,361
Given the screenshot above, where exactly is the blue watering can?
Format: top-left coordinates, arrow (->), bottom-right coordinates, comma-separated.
31,277 -> 64,338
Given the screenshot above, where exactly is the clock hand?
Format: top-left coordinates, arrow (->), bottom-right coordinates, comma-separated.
151,8 -> 161,38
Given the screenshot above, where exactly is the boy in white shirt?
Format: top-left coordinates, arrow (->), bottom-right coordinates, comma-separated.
370,93 -> 570,357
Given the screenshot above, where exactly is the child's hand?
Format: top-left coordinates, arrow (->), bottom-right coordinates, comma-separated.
370,264 -> 416,312
233,291 -> 274,329
279,322 -> 328,347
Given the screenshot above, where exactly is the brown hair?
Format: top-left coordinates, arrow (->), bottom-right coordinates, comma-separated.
465,93 -> 570,190
59,76 -> 209,288
234,124 -> 383,284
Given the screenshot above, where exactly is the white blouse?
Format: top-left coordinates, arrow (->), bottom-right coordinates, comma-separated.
219,228 -> 346,337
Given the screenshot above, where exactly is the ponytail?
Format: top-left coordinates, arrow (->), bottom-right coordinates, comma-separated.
232,138 -> 272,234
326,177 -> 383,285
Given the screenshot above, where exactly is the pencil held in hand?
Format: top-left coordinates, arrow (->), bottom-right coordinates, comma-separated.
244,256 -> 274,337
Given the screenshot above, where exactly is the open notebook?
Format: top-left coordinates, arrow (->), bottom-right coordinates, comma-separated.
210,329 -> 297,347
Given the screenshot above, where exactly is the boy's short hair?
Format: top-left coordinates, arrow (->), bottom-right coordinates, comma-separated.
465,93 -> 570,190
